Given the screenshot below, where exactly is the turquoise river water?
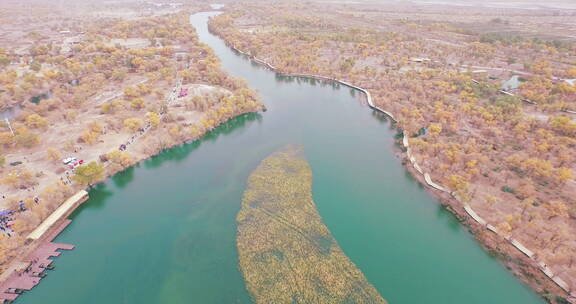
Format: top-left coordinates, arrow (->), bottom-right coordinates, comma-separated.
17,11 -> 544,304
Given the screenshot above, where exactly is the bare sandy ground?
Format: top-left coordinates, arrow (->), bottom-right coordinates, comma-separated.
0,83 -> 226,210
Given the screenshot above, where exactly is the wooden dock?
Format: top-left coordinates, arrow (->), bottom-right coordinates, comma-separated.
1,190 -> 89,302
0,220 -> 76,302
27,190 -> 88,240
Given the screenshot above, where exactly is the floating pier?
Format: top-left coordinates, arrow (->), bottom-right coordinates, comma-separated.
27,190 -> 88,241
0,190 -> 89,302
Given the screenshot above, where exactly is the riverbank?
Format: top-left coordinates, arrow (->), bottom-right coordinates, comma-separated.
0,101 -> 263,301
0,8 -> 265,294
208,27 -> 574,303
0,191 -> 88,302
7,10 -> 550,302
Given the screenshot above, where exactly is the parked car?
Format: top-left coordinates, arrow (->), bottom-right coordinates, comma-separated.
68,159 -> 84,169
62,157 -> 77,165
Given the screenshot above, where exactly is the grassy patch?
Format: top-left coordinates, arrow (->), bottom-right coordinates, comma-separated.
237,145 -> 387,304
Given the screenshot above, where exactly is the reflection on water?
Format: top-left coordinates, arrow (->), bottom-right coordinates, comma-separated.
143,112 -> 261,169
371,110 -> 393,124
111,166 -> 135,189
73,183 -> 113,213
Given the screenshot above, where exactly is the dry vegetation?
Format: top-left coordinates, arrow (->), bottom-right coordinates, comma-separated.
209,1 -> 576,301
0,2 -> 261,273
237,145 -> 387,304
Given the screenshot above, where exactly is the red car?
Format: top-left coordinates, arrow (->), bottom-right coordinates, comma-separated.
69,160 -> 84,169
178,88 -> 188,98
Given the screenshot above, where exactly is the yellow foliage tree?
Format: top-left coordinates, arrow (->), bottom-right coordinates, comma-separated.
124,118 -> 144,132
124,86 -> 139,99
429,123 -> 442,137
556,167 -> 573,185
106,150 -> 133,168
89,122 -> 103,133
25,114 -> 48,129
168,126 -> 181,139
131,97 -> 145,109
15,128 -> 39,148
80,131 -> 99,145
0,132 -> 14,147
546,201 -> 569,220
146,112 -> 160,128
72,161 -> 105,186
46,147 -> 62,163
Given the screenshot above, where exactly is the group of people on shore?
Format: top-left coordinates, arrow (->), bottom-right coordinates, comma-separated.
0,196 -> 40,238
0,210 -> 14,237
60,170 -> 74,185
123,123 -> 152,150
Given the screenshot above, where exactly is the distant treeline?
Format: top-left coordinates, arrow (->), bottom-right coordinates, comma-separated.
479,32 -> 574,50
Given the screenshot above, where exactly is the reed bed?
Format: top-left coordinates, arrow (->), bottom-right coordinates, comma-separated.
237,145 -> 387,304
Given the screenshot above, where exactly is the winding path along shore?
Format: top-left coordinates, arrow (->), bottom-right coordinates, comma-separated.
216,33 -> 576,301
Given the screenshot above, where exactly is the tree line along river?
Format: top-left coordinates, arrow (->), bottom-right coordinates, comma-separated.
16,11 -> 544,304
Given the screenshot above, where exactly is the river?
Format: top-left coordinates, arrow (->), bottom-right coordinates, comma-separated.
17,11 -> 543,304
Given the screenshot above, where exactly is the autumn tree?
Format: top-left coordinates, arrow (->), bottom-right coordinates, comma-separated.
567,67 -> 576,78
124,118 -> 144,132
46,147 -> 62,163
556,167 -> 573,185
447,174 -> 470,202
30,59 -> 44,71
146,112 -> 160,128
339,58 -> 355,73
550,116 -> 576,137
531,60 -> 552,76
106,150 -> 133,168
131,97 -> 145,109
72,161 -> 105,186
428,123 -> 442,137
0,132 -> 14,147
546,201 -> 569,220
80,130 -> 99,145
1,170 -> 35,189
89,122 -> 103,134
14,128 -> 39,148
25,114 -> 48,129
124,86 -> 139,99
101,100 -> 124,114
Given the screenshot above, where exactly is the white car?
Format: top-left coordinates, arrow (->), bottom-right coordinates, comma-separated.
62,157 -> 77,165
